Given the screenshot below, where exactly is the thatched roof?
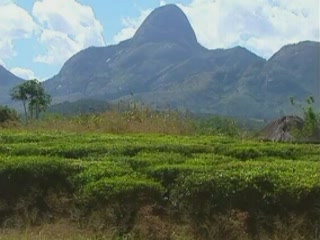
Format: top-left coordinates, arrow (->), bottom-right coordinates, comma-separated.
259,115 -> 304,142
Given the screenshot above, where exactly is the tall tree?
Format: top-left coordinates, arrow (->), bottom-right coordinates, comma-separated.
25,79 -> 51,120
10,82 -> 29,123
10,79 -> 51,122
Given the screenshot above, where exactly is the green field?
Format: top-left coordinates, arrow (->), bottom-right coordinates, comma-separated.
0,130 -> 319,239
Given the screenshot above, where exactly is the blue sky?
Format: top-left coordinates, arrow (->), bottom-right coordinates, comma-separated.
0,0 -> 319,81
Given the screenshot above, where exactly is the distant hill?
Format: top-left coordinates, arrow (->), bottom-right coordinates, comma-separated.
2,4 -> 318,119
48,99 -> 111,116
0,65 -> 24,105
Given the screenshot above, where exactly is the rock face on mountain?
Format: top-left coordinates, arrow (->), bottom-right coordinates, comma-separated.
42,4 -> 320,118
133,4 -> 199,49
0,65 -> 24,105
260,41 -> 320,104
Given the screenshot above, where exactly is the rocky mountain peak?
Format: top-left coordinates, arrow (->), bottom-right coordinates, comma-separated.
133,4 -> 199,48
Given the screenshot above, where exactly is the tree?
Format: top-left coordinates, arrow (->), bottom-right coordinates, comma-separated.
10,82 -> 29,123
25,79 -> 51,120
10,79 -> 51,123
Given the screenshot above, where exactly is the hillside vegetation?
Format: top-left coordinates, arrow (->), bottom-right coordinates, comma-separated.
0,129 -> 319,239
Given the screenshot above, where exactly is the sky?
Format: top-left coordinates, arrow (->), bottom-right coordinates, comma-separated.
0,0 -> 319,81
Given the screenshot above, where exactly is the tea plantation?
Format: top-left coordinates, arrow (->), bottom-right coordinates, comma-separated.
0,130 -> 319,239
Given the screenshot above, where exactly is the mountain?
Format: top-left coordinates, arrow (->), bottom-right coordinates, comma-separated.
264,41 -> 319,97
42,4 -> 319,118
0,65 -> 24,105
260,41 -> 319,113
132,4 -> 200,49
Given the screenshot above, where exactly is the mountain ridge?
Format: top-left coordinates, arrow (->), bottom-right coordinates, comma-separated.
1,4 -> 319,119
0,65 -> 24,105
42,4 -> 320,118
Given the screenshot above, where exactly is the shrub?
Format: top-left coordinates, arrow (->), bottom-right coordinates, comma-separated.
290,96 -> 320,141
0,105 -> 19,125
195,115 -> 240,137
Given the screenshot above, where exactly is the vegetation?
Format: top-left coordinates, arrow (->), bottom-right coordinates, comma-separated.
0,105 -> 19,126
0,82 -> 319,239
47,99 -> 111,116
290,96 -> 320,141
10,99 -> 266,138
10,79 -> 51,123
0,129 -> 319,239
195,115 -> 241,137
24,102 -> 194,135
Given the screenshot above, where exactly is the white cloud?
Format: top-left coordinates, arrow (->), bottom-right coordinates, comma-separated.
160,1 -> 166,7
34,29 -> 79,65
0,0 -> 13,5
112,9 -> 152,44
0,2 -> 37,64
10,67 -> 37,80
179,0 -> 320,58
32,0 -> 105,65
112,0 -> 319,58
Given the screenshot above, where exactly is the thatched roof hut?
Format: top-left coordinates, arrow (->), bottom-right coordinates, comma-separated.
259,115 -> 304,142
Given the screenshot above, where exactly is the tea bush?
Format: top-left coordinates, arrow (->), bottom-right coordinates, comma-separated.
0,130 -> 319,237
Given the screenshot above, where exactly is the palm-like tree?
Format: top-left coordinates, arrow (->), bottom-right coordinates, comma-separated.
10,79 -> 51,123
10,83 -> 29,123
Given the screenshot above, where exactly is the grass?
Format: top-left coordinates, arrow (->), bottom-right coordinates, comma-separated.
0,221 -> 104,240
22,104 -> 195,135
2,101 -> 253,137
0,215 -> 318,240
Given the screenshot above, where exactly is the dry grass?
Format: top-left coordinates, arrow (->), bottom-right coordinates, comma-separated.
195,210 -> 250,240
257,215 -> 320,240
0,220 -> 109,240
22,105 -> 194,135
0,212 -> 319,240
192,212 -> 320,240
